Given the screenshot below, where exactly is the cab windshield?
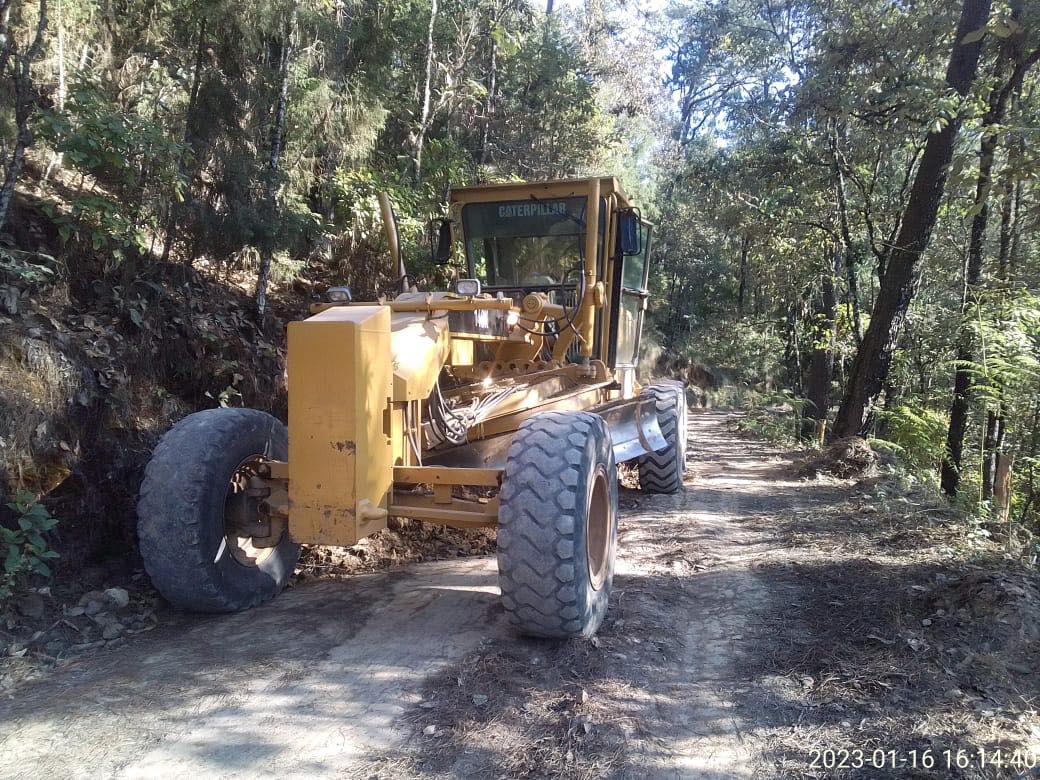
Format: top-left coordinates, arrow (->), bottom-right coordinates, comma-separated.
462,197 -> 601,289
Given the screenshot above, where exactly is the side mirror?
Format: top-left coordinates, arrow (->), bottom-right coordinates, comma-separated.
433,219 -> 452,265
619,209 -> 641,256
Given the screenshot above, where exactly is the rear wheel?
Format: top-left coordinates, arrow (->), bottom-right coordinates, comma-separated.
638,382 -> 687,494
497,411 -> 618,639
138,408 -> 300,612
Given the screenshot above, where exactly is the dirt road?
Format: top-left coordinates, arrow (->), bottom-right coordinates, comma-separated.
7,410 -> 1024,779
0,410 -> 801,778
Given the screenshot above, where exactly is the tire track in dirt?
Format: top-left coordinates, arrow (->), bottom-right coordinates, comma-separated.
370,410 -> 813,778
612,410 -> 786,778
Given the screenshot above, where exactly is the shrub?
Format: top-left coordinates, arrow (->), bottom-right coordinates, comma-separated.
2,492 -> 60,602
871,405 -> 948,477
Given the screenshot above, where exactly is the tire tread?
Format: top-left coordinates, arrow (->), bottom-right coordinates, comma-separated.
638,382 -> 686,494
497,411 -> 613,639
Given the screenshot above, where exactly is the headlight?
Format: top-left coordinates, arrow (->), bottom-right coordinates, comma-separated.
454,278 -> 481,297
326,286 -> 353,303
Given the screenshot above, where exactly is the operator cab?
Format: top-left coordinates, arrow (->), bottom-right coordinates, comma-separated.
451,178 -> 652,370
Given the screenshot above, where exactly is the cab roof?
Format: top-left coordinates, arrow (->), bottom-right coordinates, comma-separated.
449,176 -> 634,209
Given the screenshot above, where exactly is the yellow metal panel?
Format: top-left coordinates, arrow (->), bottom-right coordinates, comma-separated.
391,298 -> 513,312
388,492 -> 499,528
450,338 -> 474,365
394,466 -> 502,487
600,193 -> 618,356
390,311 -> 451,401
580,178 -> 601,358
495,336 -> 540,363
287,305 -> 393,546
390,403 -> 407,467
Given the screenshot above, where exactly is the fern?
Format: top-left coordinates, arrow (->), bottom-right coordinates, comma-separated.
871,405 -> 948,474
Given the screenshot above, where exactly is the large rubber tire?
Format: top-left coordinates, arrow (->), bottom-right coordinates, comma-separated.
638,381 -> 687,494
497,411 -> 619,639
137,408 -> 300,612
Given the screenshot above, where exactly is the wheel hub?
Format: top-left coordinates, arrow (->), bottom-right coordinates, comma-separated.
223,456 -> 280,567
586,466 -> 612,591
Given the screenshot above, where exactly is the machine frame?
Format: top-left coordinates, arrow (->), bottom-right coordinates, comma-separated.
138,175 -> 685,638
269,176 -> 657,546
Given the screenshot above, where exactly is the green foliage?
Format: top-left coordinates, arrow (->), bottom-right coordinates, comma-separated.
2,492 -> 60,602
660,0 -> 1040,544
36,79 -> 189,262
677,321 -> 786,387
325,168 -> 427,295
963,288 -> 1040,409
488,21 -> 604,179
40,81 -> 187,197
731,390 -> 810,446
13,0 -> 651,283
54,194 -> 149,262
871,406 -> 948,476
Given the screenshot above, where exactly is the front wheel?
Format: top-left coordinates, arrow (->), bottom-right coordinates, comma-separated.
137,408 -> 300,612
497,411 -> 619,639
638,381 -> 687,493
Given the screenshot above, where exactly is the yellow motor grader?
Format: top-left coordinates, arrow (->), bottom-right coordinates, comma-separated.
138,176 -> 686,638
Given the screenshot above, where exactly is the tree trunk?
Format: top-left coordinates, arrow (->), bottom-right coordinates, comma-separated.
0,0 -> 15,78
804,250 -> 839,444
41,0 -> 65,184
1018,399 -> 1040,525
1007,175 -> 1022,279
161,12 -> 208,265
783,305 -> 804,395
0,0 -> 47,233
478,5 -> 498,168
255,4 -> 296,322
981,408 -> 1003,499
940,24 -> 1038,495
412,0 -> 438,182
831,0 -> 993,439
994,454 -> 1013,524
665,271 -> 679,351
998,137 -> 1023,281
314,5 -> 354,221
831,127 -> 862,343
737,234 -> 750,315
981,120 -> 1023,499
